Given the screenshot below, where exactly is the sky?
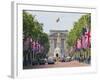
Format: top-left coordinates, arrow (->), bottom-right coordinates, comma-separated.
26,10 -> 87,34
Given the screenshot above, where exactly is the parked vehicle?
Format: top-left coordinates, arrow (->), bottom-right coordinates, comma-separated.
65,56 -> 71,62
32,59 -> 38,65
47,57 -> 55,64
44,58 -> 47,63
53,57 -> 56,62
71,56 -> 75,61
60,57 -> 65,62
39,59 -> 46,65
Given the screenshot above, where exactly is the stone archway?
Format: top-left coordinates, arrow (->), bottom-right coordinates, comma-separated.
48,30 -> 68,58
56,53 -> 59,57
54,47 -> 61,58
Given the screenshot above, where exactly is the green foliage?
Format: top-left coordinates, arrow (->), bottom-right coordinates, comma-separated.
67,13 -> 91,47
38,32 -> 50,55
23,11 -> 50,58
23,11 -> 43,39
66,14 -> 91,64
72,48 -> 91,61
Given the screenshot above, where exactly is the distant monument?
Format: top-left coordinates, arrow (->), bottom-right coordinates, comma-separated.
48,30 -> 68,58
54,33 -> 61,58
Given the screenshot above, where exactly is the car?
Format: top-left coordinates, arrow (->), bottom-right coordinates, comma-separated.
65,56 -> 71,62
39,59 -> 46,65
44,58 -> 47,63
71,56 -> 75,61
32,59 -> 38,65
60,57 -> 65,62
47,57 -> 55,64
53,57 -> 56,62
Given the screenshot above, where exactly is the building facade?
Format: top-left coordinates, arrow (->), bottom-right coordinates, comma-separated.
48,30 -> 68,58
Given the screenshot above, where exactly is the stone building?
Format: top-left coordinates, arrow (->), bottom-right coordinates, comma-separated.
48,30 -> 68,58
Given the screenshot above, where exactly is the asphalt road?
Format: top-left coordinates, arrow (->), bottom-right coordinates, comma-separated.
24,60 -> 89,69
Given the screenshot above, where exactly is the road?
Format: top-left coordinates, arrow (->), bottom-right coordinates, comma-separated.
24,60 -> 89,69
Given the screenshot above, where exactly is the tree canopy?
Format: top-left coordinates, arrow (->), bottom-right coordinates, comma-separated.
23,11 -> 50,58
67,13 -> 91,47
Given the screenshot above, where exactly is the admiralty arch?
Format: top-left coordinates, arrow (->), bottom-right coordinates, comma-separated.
48,30 -> 68,58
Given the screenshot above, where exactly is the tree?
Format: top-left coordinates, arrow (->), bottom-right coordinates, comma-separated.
23,11 -> 43,39
23,11 -> 50,65
67,13 -> 91,47
39,32 -> 50,54
66,14 -> 91,63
